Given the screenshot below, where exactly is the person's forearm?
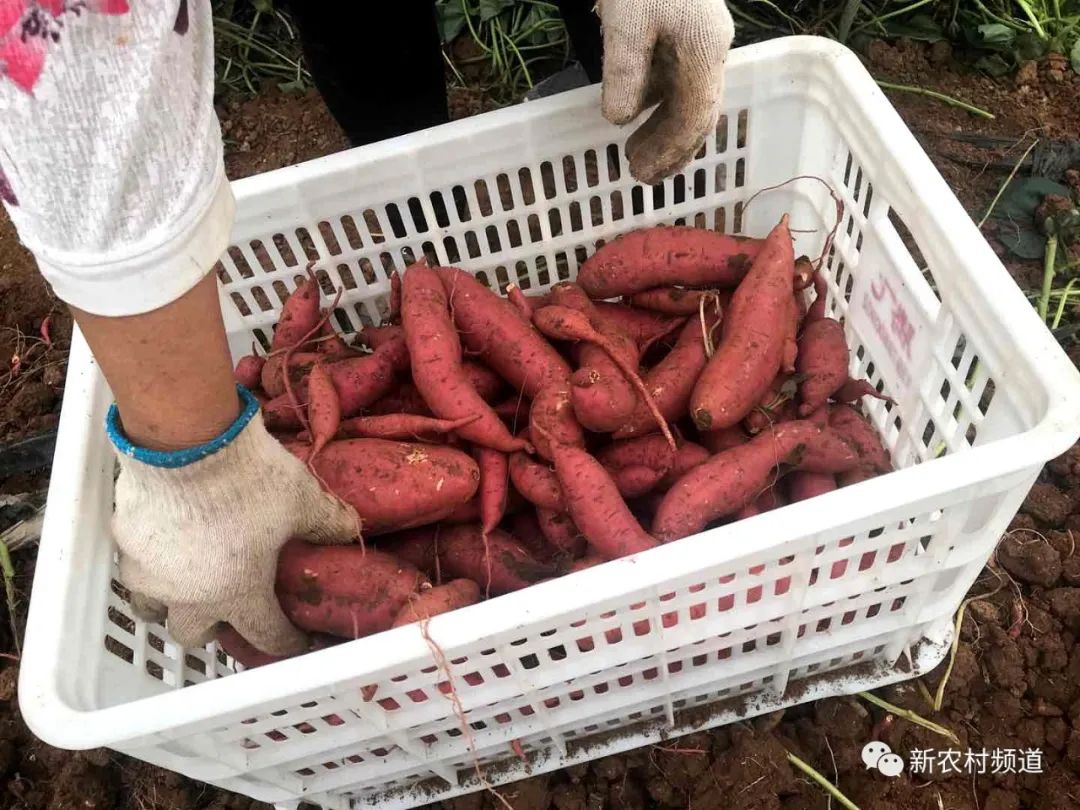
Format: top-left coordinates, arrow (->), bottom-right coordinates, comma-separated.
72,273 -> 240,451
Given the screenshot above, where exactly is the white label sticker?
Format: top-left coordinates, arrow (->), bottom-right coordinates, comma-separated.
849,259 -> 931,400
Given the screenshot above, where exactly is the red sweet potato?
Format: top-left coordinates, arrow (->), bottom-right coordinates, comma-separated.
535,306 -> 674,447
734,485 -> 786,520
691,217 -> 795,431
570,334 -> 641,432
275,541 -> 427,639
389,270 -> 402,323
529,384 -> 584,461
317,319 -> 352,357
794,256 -> 814,291
261,351 -> 322,398
296,439 -> 480,534
403,264 -> 526,453
787,471 -> 837,502
444,498 -> 481,525
463,362 -> 506,404
592,302 -> 685,349
234,354 -> 265,390
597,434 -> 677,478
654,420 -> 835,542
262,339 -> 408,430
381,528 -> 438,575
578,226 -> 764,298
833,377 -> 894,406
306,362 -> 340,460
337,413 -> 479,441
505,510 -> 557,563
216,625 -> 339,669
366,382 -> 433,417
551,444 -> 659,560
794,426 -> 860,475
476,448 -> 509,535
614,315 -> 714,438
506,284 -> 533,319
391,580 -> 481,628
536,509 -> 587,558
744,374 -> 799,435
829,405 -> 891,474
437,525 -> 555,594
806,271 -> 828,322
271,267 -> 322,351
700,425 -> 749,454
570,555 -> 606,573
657,441 -> 711,490
796,318 -> 849,416
494,397 -> 531,427
434,266 -> 571,397
782,292 -> 801,374
610,466 -> 668,498
508,451 -> 566,512
628,287 -> 717,316
356,324 -> 405,350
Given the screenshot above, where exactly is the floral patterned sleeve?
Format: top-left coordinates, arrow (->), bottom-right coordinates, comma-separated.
0,0 -> 234,317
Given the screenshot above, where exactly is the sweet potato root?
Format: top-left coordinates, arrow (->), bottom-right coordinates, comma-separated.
700,425 -> 749,454
508,451 -> 566,512
275,541 -> 427,639
787,471 -> 837,502
578,226 -> 763,298
296,439 -> 480,534
551,443 -> 659,560
391,580 -> 481,628
592,302 -> 686,349
234,355 -> 265,389
833,377 -> 893,406
628,287 -> 718,316
657,441 -> 711,490
654,420 -> 837,542
437,525 -> 555,594
797,318 -> 849,416
337,413 -> 479,441
529,383 -> 584,461
366,382 -> 433,417
403,263 -> 526,453
306,363 -> 340,461
614,315 -> 715,438
691,217 -> 795,432
271,266 -> 322,351
356,324 -> 405,351
476,448 -> 509,535
829,405 -> 892,474
434,266 -> 571,397
536,509 -> 587,558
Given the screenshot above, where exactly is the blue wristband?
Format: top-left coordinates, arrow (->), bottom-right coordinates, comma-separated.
107,385 -> 261,469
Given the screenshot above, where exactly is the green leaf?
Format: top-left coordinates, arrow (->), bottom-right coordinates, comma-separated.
478,0 -> 512,22
251,0 -> 273,13
1015,32 -> 1048,61
1072,37 -> 1080,74
991,176 -> 1072,259
437,2 -> 468,44
992,176 -> 1071,224
974,53 -> 1013,75
976,23 -> 1015,46
885,14 -> 945,43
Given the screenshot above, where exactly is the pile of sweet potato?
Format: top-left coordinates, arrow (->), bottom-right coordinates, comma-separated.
222,216 -> 893,667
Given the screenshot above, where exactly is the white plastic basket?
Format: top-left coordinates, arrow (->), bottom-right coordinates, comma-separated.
20,36 -> 1080,810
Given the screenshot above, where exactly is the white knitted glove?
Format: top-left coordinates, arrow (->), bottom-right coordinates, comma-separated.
598,0 -> 734,185
110,388 -> 359,655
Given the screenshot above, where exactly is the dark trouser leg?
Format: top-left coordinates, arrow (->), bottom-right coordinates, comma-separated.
281,0 -> 448,146
554,0 -> 603,82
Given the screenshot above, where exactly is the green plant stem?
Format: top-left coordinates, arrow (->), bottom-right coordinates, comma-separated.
0,542 -> 18,657
1016,0 -> 1050,38
1051,277 -> 1079,330
1039,234 -> 1060,322
875,80 -> 995,119
786,752 -> 860,810
854,0 -> 937,35
838,0 -> 863,42
979,138 -> 1039,227
858,691 -> 961,744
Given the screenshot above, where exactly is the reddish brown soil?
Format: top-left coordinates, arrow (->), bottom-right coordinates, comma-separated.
0,41 -> 1078,810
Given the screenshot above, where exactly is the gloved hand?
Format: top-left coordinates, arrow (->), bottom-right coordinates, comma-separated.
598,0 -> 734,185
110,387 -> 359,655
